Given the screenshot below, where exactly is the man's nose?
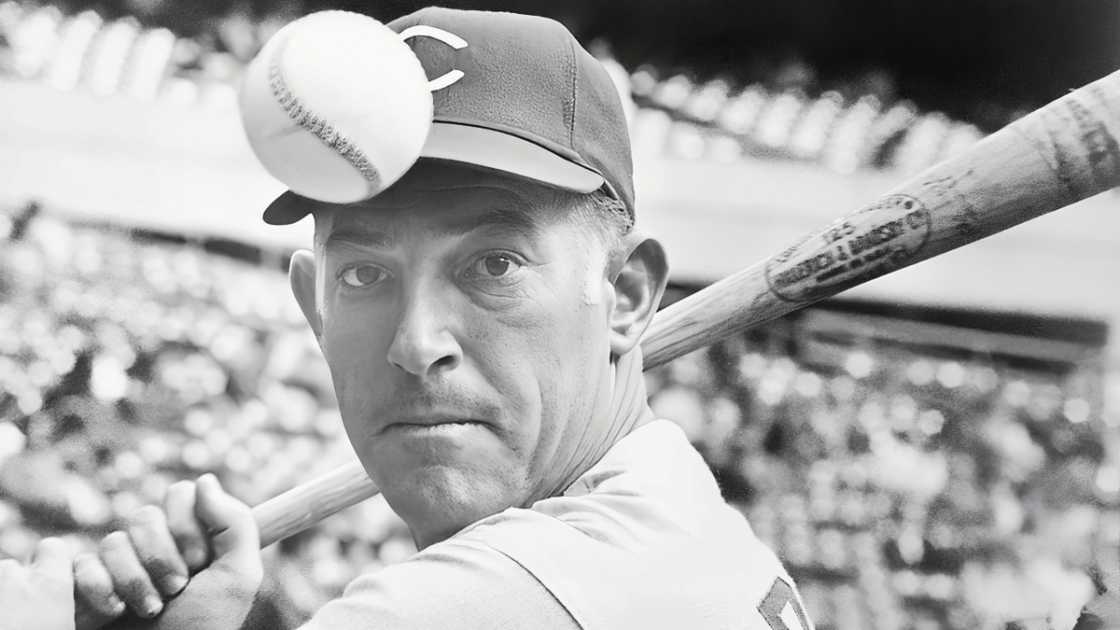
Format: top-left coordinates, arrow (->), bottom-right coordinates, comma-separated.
386,287 -> 463,377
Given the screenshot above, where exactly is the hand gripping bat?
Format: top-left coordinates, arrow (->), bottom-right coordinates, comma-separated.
79,67 -> 1120,628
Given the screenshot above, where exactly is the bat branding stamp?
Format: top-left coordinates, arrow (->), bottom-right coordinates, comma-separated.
765,194 -> 932,303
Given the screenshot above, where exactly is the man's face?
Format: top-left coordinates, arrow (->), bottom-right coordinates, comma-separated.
309,170 -> 616,547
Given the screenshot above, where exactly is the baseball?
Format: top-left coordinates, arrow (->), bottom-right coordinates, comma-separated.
239,11 -> 433,204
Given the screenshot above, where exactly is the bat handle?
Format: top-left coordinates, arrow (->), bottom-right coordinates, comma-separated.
252,458 -> 379,548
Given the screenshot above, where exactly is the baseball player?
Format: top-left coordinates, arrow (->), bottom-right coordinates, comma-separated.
0,8 -> 811,630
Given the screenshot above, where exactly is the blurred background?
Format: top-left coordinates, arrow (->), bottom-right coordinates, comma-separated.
1,1 -> 1119,629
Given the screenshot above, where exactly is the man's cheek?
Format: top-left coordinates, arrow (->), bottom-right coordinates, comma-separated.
324,338 -> 393,416
324,319 -> 390,365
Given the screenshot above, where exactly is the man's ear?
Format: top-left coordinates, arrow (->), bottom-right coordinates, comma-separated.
609,236 -> 669,356
289,249 -> 323,338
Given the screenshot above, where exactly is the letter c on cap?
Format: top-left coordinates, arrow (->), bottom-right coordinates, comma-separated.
398,25 -> 468,92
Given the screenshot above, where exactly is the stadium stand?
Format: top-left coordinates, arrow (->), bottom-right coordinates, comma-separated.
0,3 -> 1117,628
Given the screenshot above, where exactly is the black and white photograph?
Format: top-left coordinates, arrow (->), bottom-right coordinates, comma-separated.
0,1 -> 1118,629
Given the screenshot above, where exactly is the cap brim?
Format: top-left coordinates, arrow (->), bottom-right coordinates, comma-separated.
262,121 -> 607,226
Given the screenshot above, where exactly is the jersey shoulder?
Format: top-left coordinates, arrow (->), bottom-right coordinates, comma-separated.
298,536 -> 578,630
463,502 -> 814,630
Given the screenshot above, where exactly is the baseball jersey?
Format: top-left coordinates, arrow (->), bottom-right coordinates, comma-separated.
299,419 -> 812,630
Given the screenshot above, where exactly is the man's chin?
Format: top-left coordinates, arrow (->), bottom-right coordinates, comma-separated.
371,463 -> 516,548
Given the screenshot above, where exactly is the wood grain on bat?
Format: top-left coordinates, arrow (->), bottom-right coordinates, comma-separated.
642,68 -> 1120,368
261,68 -> 1120,546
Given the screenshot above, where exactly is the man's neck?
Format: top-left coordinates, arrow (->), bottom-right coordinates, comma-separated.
540,346 -> 653,500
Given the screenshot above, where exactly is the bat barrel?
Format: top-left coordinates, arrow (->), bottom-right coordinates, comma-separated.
644,69 -> 1120,369
1014,71 -> 1120,200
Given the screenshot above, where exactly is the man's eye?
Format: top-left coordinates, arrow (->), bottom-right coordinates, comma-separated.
339,264 -> 388,288
471,253 -> 522,278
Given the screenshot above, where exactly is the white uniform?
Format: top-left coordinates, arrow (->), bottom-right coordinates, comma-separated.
300,420 -> 812,630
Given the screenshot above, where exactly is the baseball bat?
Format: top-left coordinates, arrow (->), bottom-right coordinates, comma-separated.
266,67 -> 1120,540
77,67 -> 1120,627
250,67 -> 1119,547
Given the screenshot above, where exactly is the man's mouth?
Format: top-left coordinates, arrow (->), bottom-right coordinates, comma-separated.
380,416 -> 490,435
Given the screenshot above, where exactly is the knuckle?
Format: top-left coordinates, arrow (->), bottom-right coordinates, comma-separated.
165,480 -> 195,502
130,505 -> 166,528
167,479 -> 194,492
37,536 -> 62,549
73,551 -> 102,572
99,531 -> 130,555
73,558 -> 108,590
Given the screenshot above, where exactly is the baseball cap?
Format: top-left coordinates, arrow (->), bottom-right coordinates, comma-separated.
262,7 -> 635,226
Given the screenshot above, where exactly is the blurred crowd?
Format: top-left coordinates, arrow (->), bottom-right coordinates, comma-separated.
0,0 -> 992,176
647,296 -> 1114,629
1,2 -> 1118,629
0,204 -> 417,626
0,203 -> 1115,629
625,68 -> 985,175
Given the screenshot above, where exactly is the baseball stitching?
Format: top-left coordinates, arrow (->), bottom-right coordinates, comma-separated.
267,45 -> 382,189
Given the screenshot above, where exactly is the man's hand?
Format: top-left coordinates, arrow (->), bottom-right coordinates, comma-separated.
1074,568 -> 1120,630
0,537 -> 77,630
74,474 -> 263,630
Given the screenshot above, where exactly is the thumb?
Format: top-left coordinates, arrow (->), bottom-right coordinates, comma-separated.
193,474 -> 260,569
